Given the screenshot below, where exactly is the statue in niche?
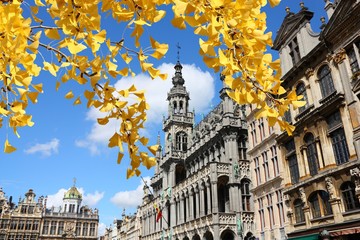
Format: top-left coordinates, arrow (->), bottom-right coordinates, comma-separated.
299,187 -> 308,207
325,177 -> 336,199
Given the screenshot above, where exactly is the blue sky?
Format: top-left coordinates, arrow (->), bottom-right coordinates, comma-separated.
0,0 -> 325,235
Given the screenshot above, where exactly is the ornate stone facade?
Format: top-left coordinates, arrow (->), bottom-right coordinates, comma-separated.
138,61 -> 253,240
273,1 -> 360,239
0,184 -> 99,240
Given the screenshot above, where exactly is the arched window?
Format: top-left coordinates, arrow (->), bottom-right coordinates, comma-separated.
309,191 -> 332,218
241,179 -> 251,211
304,133 -> 319,176
296,83 -> 308,112
294,199 -> 305,223
173,101 -> 177,113
318,65 -> 335,99
341,182 -> 360,211
176,132 -> 187,151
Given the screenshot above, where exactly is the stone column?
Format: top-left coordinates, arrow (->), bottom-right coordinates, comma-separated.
189,190 -> 194,220
211,181 -> 218,213
185,192 -> 189,222
180,195 -> 185,224
300,146 -> 310,176
200,184 -> 205,217
195,187 -> 200,218
206,182 -> 212,214
315,137 -> 324,169
170,199 -> 176,227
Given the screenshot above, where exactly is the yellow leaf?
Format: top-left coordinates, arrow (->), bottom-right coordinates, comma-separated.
143,156 -> 156,169
97,117 -> 109,125
139,137 -> 149,146
150,37 -> 169,60
43,62 -> 58,77
148,145 -> 159,155
171,16 -> 186,29
65,91 -> 74,99
34,0 -> 45,6
32,83 -> 43,93
73,97 -> 81,105
269,0 -> 281,7
292,100 -> 306,109
126,168 -> 135,179
28,92 -> 39,104
121,53 -> 132,64
93,30 -> 107,43
45,29 -> 61,40
67,39 -> 87,55
4,139 -> 16,153
56,81 -> 61,91
117,152 -> 124,164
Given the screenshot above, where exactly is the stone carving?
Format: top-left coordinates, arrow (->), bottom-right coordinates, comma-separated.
299,187 -> 308,207
350,167 -> 360,192
305,68 -> 314,78
326,53 -> 333,62
325,177 -> 336,199
333,48 -> 346,64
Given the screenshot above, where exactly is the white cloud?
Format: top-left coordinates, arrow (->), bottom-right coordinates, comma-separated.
83,190 -> 105,207
24,138 -> 59,157
46,187 -> 104,209
76,62 -> 215,154
110,177 -> 151,209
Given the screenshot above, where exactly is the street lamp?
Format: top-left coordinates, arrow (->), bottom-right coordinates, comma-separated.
319,230 -> 330,240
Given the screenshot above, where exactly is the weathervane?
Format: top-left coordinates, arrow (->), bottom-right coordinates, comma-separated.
73,177 -> 77,187
176,42 -> 181,62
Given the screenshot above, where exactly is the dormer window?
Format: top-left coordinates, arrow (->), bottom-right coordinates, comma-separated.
289,38 -> 301,65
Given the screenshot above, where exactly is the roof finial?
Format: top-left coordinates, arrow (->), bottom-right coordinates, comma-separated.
285,6 -> 290,14
73,177 -> 77,187
176,42 -> 181,62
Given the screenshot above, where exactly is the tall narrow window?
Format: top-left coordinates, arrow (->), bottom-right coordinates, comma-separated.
58,222 -> 64,235
271,145 -> 279,176
262,151 -> 270,181
348,47 -> 359,74
309,191 -> 332,218
326,111 -> 349,165
90,223 -> 96,236
286,140 -> 300,184
304,133 -> 319,176
255,157 -> 261,185
50,221 -> 56,235
276,191 -> 285,226
294,199 -> 305,223
267,194 -> 274,228
241,179 -> 251,211
318,65 -> 335,99
175,132 -> 187,151
289,38 -> 301,65
296,83 -> 308,113
341,182 -> 360,211
75,222 -> 81,236
42,221 -> 49,235
258,198 -> 265,231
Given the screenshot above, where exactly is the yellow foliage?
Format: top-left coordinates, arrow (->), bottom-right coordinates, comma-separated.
0,0 -> 305,179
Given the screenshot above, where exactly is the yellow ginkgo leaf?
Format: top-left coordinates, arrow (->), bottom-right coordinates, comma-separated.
4,139 -> 16,153
65,91 -> 74,99
117,152 -> 124,164
45,29 -> 61,40
73,97 -> 81,105
148,145 -> 159,155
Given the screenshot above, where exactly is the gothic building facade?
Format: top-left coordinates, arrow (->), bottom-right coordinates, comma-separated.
139,61 -> 253,240
272,1 -> 360,239
0,184 -> 99,240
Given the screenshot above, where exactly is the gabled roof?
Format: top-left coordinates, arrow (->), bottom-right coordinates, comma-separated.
272,9 -> 314,50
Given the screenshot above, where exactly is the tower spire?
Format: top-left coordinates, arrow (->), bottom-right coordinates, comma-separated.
176,42 -> 181,63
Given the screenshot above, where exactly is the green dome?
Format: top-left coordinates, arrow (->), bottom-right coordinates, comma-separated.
64,186 -> 82,199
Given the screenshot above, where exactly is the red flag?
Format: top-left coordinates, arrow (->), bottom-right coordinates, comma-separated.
154,204 -> 162,222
